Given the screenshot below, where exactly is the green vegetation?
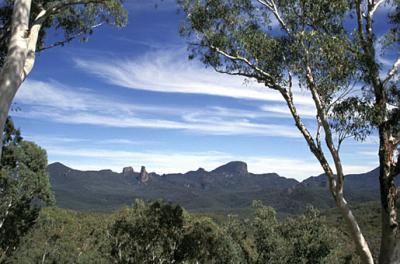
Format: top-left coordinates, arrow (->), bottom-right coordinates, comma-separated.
0,121 -> 381,263
5,200 -> 361,264
177,0 -> 399,262
0,118 -> 54,261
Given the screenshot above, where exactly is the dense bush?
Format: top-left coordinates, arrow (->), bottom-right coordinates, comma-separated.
8,199 -> 359,264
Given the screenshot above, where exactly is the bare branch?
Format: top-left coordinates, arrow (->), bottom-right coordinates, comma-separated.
383,58 -> 400,85
210,45 -> 279,89
37,23 -> 103,52
369,0 -> 385,18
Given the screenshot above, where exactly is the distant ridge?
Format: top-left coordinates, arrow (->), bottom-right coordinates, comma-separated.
48,161 -> 381,214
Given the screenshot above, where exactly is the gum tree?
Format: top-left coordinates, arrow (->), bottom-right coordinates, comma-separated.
0,0 -> 127,159
350,1 -> 400,263
178,0 -> 398,263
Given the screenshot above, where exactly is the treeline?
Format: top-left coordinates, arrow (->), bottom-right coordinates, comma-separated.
4,200 -> 358,264
0,117 -> 363,263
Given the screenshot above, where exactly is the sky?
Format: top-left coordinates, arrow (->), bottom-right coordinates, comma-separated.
10,0 -> 393,181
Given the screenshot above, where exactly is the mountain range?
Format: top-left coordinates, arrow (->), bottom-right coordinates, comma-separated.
48,161 -> 382,214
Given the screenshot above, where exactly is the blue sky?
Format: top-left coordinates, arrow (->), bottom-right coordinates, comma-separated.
10,0 -> 390,180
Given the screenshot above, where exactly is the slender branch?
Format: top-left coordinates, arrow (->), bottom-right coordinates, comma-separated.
369,0 -> 385,18
257,0 -> 290,35
210,45 -> 278,88
32,0 -> 109,27
383,58 -> 400,85
37,23 -> 104,52
302,45 -> 345,193
328,82 -> 358,111
213,66 -> 264,80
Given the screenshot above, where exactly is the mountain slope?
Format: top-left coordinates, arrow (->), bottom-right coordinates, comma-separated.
48,162 -> 381,214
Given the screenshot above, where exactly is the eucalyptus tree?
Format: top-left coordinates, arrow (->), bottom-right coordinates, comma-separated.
350,2 -> 400,263
0,0 -> 127,159
178,0 -> 398,263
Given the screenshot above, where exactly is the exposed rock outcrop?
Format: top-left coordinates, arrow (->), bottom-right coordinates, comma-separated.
139,166 -> 149,183
122,166 -> 135,177
211,161 -> 248,177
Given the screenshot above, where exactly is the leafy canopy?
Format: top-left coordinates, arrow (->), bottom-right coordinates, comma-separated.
0,117 -> 54,260
0,0 -> 127,67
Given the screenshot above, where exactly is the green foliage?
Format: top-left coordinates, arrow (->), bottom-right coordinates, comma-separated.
178,0 -> 399,147
0,0 -> 127,67
0,118 -> 54,261
3,198 -> 366,263
179,0 -> 354,99
226,201 -> 356,264
107,199 -> 245,264
9,207 -> 111,264
108,200 -> 185,263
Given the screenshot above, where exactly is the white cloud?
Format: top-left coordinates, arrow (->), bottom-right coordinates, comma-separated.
261,103 -> 317,118
24,135 -> 156,147
14,80 -> 301,137
74,49 -> 314,106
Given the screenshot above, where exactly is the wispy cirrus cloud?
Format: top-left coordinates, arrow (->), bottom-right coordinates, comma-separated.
74,49 -> 314,106
14,80 -> 302,137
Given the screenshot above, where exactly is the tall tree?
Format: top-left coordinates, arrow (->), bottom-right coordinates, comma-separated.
178,0 -> 398,263
0,117 -> 54,261
0,0 -> 127,160
350,1 -> 400,263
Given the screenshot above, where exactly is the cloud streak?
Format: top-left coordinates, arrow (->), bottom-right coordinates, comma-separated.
75,49 -> 314,106
15,80 -> 302,137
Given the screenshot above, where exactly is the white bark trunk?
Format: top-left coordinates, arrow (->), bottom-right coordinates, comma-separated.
280,88 -> 374,264
0,0 -> 33,160
336,194 -> 374,264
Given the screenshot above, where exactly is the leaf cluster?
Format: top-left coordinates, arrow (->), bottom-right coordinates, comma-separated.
0,0 -> 127,68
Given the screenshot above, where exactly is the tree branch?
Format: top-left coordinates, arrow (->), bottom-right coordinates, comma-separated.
37,23 -> 104,52
383,58 -> 400,85
210,45 -> 279,89
23,9 -> 47,79
369,0 -> 385,18
356,0 -> 366,44
257,0 -> 290,35
45,0 -> 107,13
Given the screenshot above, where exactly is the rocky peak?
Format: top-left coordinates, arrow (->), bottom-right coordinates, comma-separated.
122,166 -> 135,177
138,166 -> 149,183
211,161 -> 248,177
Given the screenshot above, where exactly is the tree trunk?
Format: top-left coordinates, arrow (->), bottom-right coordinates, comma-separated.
378,128 -> 400,264
280,89 -> 374,263
0,0 -> 32,160
335,193 -> 374,264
